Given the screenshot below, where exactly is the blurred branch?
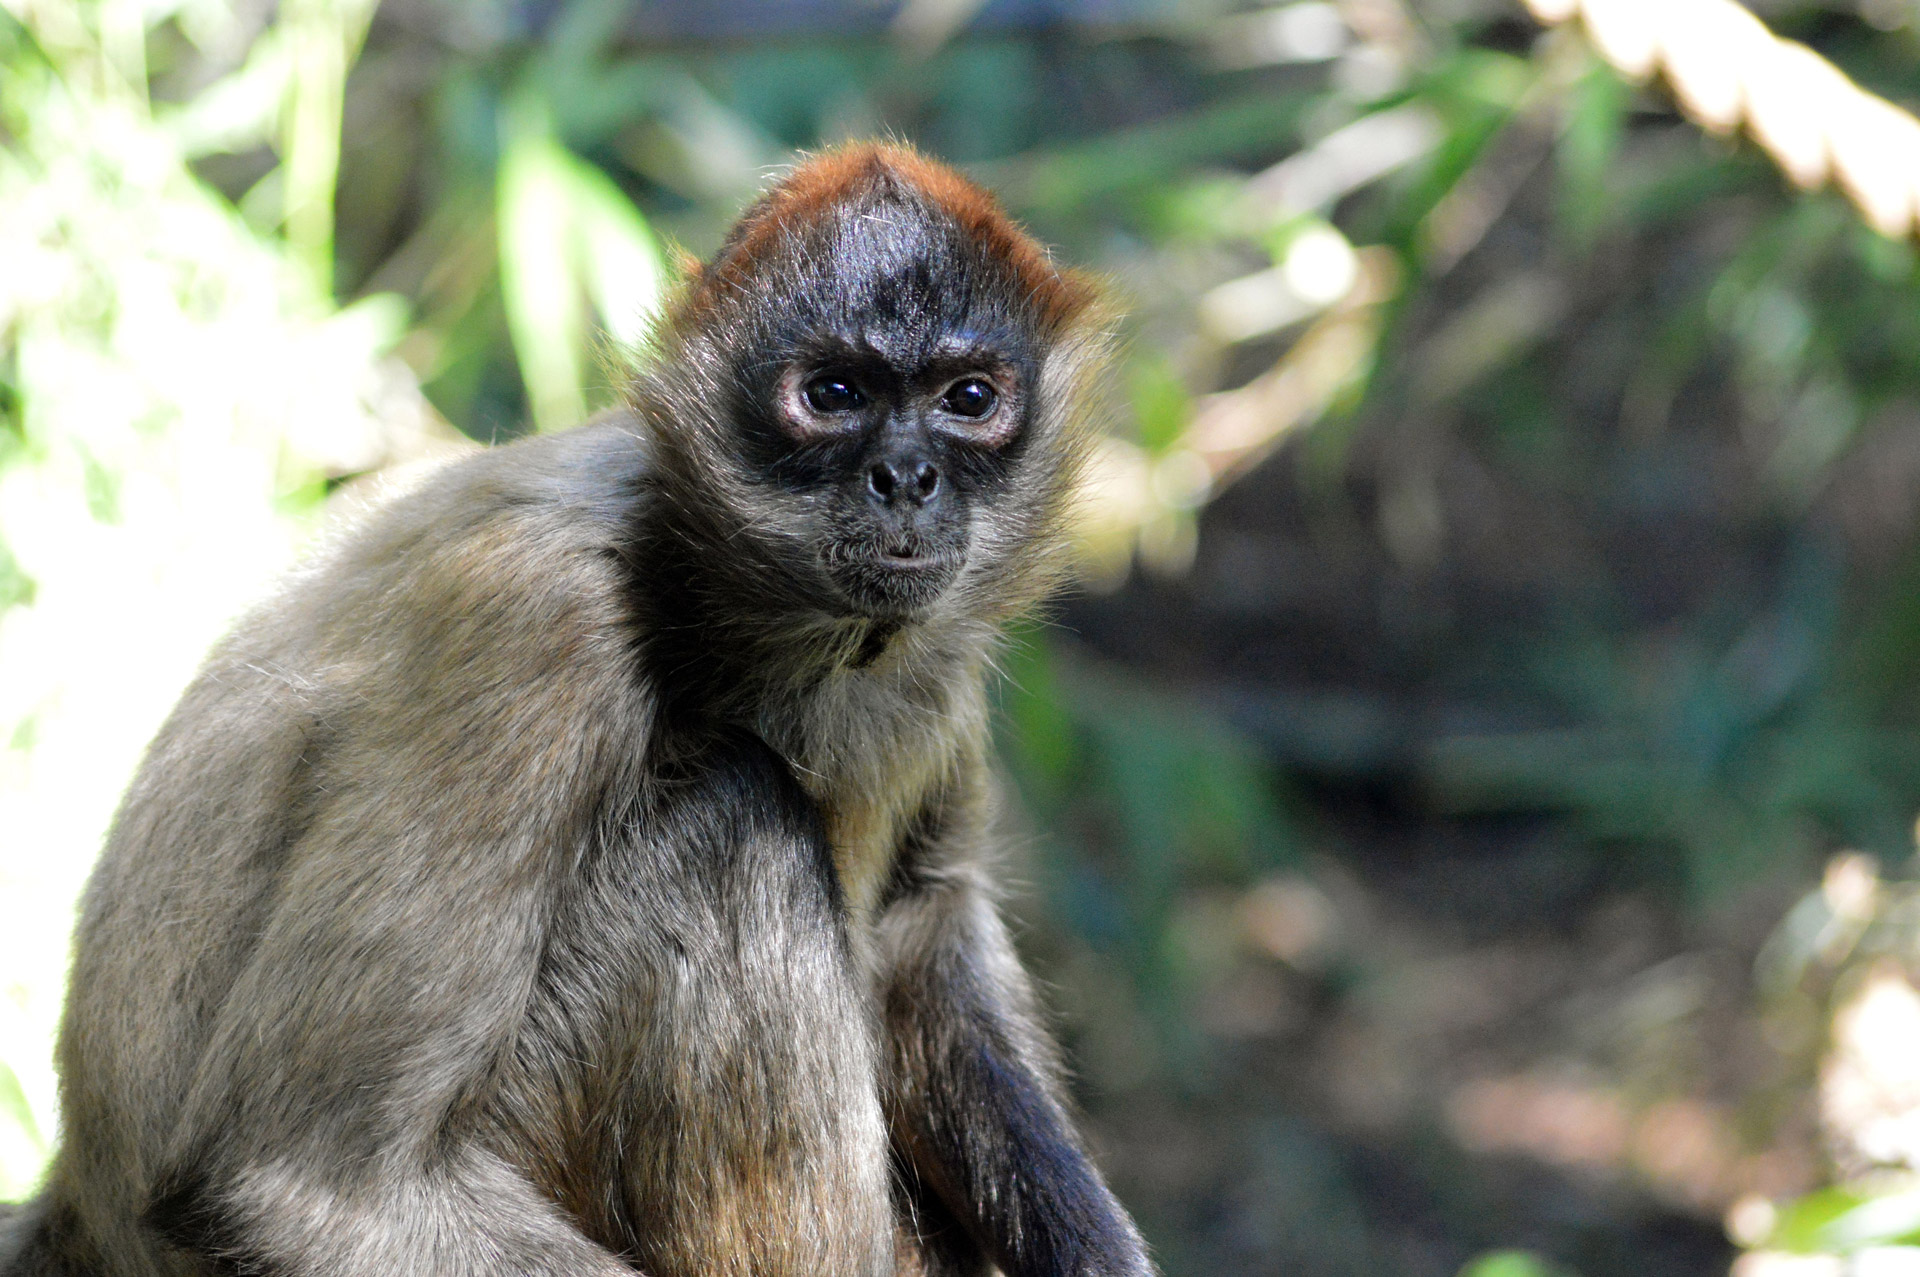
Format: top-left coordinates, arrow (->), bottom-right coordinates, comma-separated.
1077,248 -> 1397,579
1526,0 -> 1920,238
1245,104 -> 1441,213
1187,246 -> 1399,482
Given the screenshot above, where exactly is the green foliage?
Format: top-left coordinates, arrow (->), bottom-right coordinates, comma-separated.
1460,1251 -> 1580,1277
1557,57 -> 1629,247
0,0 -> 442,1196
1127,356 -> 1194,456
1000,630 -> 1296,1077
1294,14 -> 1920,908
495,96 -> 665,432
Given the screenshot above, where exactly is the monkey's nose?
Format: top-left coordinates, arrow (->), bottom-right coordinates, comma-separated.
867,460 -> 941,508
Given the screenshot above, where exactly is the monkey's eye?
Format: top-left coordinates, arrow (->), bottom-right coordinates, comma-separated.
802,375 -> 865,414
940,378 -> 998,419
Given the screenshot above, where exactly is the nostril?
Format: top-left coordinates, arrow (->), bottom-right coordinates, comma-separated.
868,464 -> 895,501
913,462 -> 939,499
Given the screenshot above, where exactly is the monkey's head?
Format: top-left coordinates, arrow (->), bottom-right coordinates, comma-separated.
639,144 -> 1106,631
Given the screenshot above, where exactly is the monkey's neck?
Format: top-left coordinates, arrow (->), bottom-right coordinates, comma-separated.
634,510 -> 950,720
848,619 -> 902,670
661,606 -> 938,720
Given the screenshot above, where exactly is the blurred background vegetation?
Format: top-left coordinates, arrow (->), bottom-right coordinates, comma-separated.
10,0 -> 1920,1273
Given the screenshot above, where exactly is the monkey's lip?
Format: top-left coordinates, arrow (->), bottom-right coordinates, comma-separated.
871,548 -> 971,587
855,536 -> 962,573
874,547 -> 948,571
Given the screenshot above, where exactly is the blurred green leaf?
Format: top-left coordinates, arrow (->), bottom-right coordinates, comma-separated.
1128,356 -> 1193,456
570,162 -> 667,352
1557,55 -> 1628,245
0,1061 -> 37,1148
1763,1184 -> 1871,1251
162,28 -> 294,158
1811,1184 -> 1920,1253
498,102 -> 592,432
1460,1251 -> 1575,1277
992,92 -> 1315,221
0,1058 -> 44,1198
1000,626 -> 1078,798
497,98 -> 665,431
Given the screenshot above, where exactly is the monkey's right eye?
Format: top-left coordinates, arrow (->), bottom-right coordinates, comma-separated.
802,376 -> 865,414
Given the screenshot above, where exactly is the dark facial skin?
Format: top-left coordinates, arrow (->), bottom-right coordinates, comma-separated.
718,197 -> 1048,620
772,349 -> 1023,616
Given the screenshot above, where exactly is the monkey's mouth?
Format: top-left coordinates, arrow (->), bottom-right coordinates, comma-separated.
824,535 -> 965,615
875,540 -> 947,571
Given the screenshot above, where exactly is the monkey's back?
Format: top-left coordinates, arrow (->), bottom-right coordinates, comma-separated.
39,423 -> 651,1270
20,422 -> 886,1275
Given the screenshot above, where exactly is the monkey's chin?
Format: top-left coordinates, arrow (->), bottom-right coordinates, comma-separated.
828,551 -> 963,619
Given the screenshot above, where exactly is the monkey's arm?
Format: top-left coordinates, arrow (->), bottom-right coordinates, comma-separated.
141,768 -> 641,1277
876,794 -> 1155,1277
129,456 -> 649,1277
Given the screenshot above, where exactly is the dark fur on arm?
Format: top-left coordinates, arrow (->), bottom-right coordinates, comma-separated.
878,788 -> 1153,1277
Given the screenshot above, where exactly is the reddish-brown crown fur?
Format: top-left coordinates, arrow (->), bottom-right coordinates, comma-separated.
685,142 -> 1097,333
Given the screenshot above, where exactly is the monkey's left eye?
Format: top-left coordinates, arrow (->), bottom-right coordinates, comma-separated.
940,379 -> 998,419
803,375 -> 866,414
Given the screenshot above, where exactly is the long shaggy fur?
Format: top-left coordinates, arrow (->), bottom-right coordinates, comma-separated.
0,143 -> 1149,1277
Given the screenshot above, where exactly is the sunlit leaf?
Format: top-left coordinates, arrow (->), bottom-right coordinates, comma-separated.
0,1057 -> 45,1199
497,103 -> 591,433
161,28 -> 295,158
497,98 -> 665,430
1813,1183 -> 1920,1253
1767,1184 -> 1875,1252
570,161 -> 666,352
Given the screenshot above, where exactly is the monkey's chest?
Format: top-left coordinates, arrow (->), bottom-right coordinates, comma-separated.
510,816 -> 895,1277
770,654 -> 980,921
820,794 -> 914,918
808,753 -> 956,921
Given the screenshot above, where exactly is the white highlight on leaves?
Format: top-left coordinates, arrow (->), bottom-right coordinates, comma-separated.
1823,964 -> 1920,1169
1200,225 -> 1360,344
1525,0 -> 1920,237
1283,224 -> 1360,306
1210,3 -> 1350,69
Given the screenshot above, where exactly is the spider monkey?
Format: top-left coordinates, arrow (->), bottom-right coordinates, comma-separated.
0,143 -> 1153,1277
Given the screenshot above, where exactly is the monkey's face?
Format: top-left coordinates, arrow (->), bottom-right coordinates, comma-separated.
760,348 -> 1029,619
715,198 -> 1059,622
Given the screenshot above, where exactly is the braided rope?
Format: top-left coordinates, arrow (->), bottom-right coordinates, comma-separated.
1525,0 -> 1920,237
